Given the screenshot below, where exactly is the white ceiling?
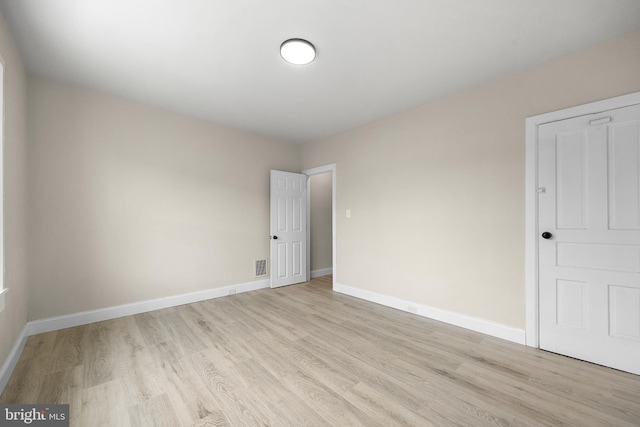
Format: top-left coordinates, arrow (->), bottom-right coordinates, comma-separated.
2,0 -> 640,143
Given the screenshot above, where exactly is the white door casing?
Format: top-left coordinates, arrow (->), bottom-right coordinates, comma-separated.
270,170 -> 307,288
537,103 -> 640,375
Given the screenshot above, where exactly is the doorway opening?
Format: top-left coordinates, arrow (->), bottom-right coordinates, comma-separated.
309,172 -> 333,279
302,164 -> 337,290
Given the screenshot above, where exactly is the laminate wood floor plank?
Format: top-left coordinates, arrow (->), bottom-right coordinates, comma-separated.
128,393 -> 180,427
233,358 -> 330,427
133,311 -> 173,346
157,309 -> 209,356
228,294 -> 311,342
191,412 -> 229,427
254,328 -> 359,394
441,330 -> 639,421
2,275 -> 639,427
481,333 -> 638,390
198,346 -> 305,427
187,350 -> 269,427
296,333 -> 428,410
37,365 -> 84,422
0,356 -> 50,403
82,325 -> 114,388
246,292 -> 345,338
49,326 -> 85,373
461,336 -> 640,423
343,382 -> 438,427
19,332 -> 58,362
152,355 -> 225,426
424,331 -> 535,381
148,340 -> 183,363
452,363 -> 592,426
174,305 -> 220,339
297,333 -> 480,426
119,348 -> 166,407
339,318 -> 467,371
456,361 -> 639,427
235,324 -> 357,419
378,355 -> 524,425
246,332 -> 383,427
80,379 -> 132,427
107,317 -> 148,380
196,297 -> 248,327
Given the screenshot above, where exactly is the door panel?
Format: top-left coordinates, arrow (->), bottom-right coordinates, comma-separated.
609,122 -> 640,229
609,285 -> 640,341
538,103 -> 640,375
556,279 -> 588,329
270,170 -> 307,288
556,130 -> 588,229
556,242 -> 640,272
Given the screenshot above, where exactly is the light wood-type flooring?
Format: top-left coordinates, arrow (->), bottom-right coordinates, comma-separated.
2,276 -> 639,426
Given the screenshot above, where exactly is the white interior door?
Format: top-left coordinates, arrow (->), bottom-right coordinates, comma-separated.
538,103 -> 640,375
270,170 -> 307,288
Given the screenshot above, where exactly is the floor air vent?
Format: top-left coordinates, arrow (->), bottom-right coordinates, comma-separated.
255,259 -> 267,277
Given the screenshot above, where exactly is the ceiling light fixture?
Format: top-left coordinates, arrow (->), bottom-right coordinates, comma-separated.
280,38 -> 316,65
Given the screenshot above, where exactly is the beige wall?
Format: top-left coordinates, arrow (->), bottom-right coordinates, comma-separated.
28,78 -> 300,320
310,172 -> 332,272
302,30 -> 640,329
0,10 -> 29,370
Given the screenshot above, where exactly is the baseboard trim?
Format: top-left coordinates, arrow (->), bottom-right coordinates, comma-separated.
311,268 -> 333,278
334,282 -> 526,345
0,324 -> 29,394
28,279 -> 270,336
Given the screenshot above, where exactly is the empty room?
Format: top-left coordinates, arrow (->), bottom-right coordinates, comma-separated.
1,1 -> 640,425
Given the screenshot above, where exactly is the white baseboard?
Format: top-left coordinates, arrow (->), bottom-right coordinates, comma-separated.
311,268 -> 333,278
0,324 -> 29,394
334,282 -> 526,345
28,279 -> 270,336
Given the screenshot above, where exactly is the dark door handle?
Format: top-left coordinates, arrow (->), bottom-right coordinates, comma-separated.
272,236 -> 278,240
541,232 -> 552,239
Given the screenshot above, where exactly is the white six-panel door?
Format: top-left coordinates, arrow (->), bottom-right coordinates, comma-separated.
538,103 -> 640,375
270,170 -> 307,288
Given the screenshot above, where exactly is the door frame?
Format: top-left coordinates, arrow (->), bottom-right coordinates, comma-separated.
525,91 -> 640,348
301,164 -> 337,290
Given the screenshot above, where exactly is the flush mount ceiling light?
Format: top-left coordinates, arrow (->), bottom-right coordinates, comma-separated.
280,38 -> 316,65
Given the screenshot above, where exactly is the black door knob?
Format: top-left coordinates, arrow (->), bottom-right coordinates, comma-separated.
541,232 -> 552,239
272,236 -> 278,240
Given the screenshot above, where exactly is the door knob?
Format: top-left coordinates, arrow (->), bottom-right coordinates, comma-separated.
272,236 -> 278,240
541,232 -> 552,239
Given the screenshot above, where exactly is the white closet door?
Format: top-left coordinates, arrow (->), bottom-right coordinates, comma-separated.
538,103 -> 640,375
